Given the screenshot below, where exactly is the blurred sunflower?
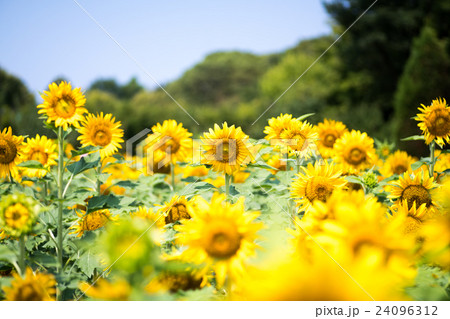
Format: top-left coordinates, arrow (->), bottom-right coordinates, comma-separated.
145,266 -> 204,294
37,81 -> 87,130
3,268 -> 56,301
79,278 -> 131,301
175,193 -> 263,287
147,119 -> 192,164
0,127 -> 24,179
419,213 -> 450,269
266,154 -> 288,174
263,113 -> 294,140
21,134 -> 57,178
380,150 -> 416,177
333,130 -> 376,174
0,193 -> 40,238
392,200 -> 430,235
388,170 -> 437,214
416,97 -> 450,146
70,209 -> 118,237
157,196 -> 192,225
131,206 -> 164,228
434,151 -> 450,173
278,119 -> 317,156
291,161 -> 347,213
201,122 -> 253,175
316,119 -> 348,158
77,112 -> 124,159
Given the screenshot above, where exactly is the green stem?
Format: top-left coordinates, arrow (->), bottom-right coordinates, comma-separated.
19,235 -> 26,276
225,173 -> 231,202
429,141 -> 436,177
57,127 -> 64,277
96,165 -> 102,195
170,163 -> 175,191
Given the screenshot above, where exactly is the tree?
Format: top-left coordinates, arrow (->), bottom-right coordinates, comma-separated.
394,26 -> 450,156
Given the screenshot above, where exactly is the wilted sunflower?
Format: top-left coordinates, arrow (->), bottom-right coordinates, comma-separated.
291,161 -> 347,213
77,112 -> 124,159
201,122 -> 253,175
146,119 -> 192,164
416,97 -> 450,146
0,193 -> 40,238
79,278 -> 131,301
175,193 -> 263,287
0,127 -> 24,179
3,267 -> 56,301
316,119 -> 348,158
263,113 -> 294,140
21,134 -> 57,178
380,150 -> 416,177
37,81 -> 87,130
70,209 -> 118,237
157,196 -> 192,225
388,170 -> 437,214
278,119 -> 317,156
333,130 -> 376,173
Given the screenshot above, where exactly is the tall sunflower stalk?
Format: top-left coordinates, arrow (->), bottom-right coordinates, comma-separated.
429,141 -> 436,177
56,127 -> 65,275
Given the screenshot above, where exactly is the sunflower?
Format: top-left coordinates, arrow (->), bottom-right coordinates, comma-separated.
0,127 -> 24,179
263,113 -> 294,140
380,150 -> 416,177
388,170 -> 437,214
175,193 -> 263,287
37,81 -> 87,130
0,193 -> 40,238
145,266 -> 204,294
291,161 -> 347,213
333,130 -> 376,174
79,278 -> 131,301
278,119 -> 317,156
416,97 -> 450,146
21,134 -> 57,178
316,119 -> 348,158
392,200 -> 431,235
131,206 -> 164,228
266,154 -> 288,174
420,213 -> 450,269
3,267 -> 56,301
69,209 -> 118,237
146,119 -> 192,164
77,112 -> 124,159
157,196 -> 192,225
201,122 -> 253,175
434,151 -> 450,173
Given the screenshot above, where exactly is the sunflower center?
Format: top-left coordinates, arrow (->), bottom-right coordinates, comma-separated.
30,151 -> 48,165
393,164 -> 408,175
347,148 -> 366,166
93,129 -> 112,147
15,283 -> 44,301
215,140 -> 237,163
0,138 -> 18,164
323,134 -> 336,148
165,203 -> 190,224
305,177 -> 334,203
54,96 -> 77,118
205,225 -> 241,259
426,109 -> 450,137
401,185 -> 432,209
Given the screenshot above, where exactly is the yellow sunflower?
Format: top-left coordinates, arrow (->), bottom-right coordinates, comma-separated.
263,113 -> 294,140
333,130 -> 376,174
388,170 -> 437,214
77,112 -> 124,159
79,278 -> 131,301
0,193 -> 40,238
316,119 -> 348,158
266,154 -> 288,174
157,196 -> 192,225
21,134 -> 57,178
420,213 -> 450,269
278,119 -> 317,156
434,151 -> 450,173
175,193 -> 263,287
146,119 -> 192,164
416,97 -> 450,146
201,122 -> 253,175
130,206 -> 164,228
0,127 -> 24,179
3,267 -> 56,301
291,161 -> 347,213
392,200 -> 431,235
380,150 -> 417,177
70,209 -> 118,237
37,81 -> 87,130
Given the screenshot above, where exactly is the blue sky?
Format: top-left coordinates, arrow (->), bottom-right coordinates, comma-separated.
0,0 -> 330,95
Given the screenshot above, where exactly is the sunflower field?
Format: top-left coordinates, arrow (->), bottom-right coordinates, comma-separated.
0,81 -> 449,301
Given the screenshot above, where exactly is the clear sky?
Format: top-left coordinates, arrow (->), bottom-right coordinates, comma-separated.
0,0 -> 330,95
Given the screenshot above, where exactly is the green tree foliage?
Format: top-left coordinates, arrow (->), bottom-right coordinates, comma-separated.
89,77 -> 143,100
394,26 -> 450,155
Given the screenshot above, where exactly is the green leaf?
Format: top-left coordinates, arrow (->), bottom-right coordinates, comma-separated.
181,176 -> 198,183
194,182 -> 216,190
411,161 -> 426,171
297,113 -> 315,121
18,160 -> 45,170
229,185 -> 239,196
401,135 -> 425,141
0,246 -> 17,264
114,180 -> 138,188
70,145 -> 101,157
76,250 -> 100,277
67,152 -> 101,175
